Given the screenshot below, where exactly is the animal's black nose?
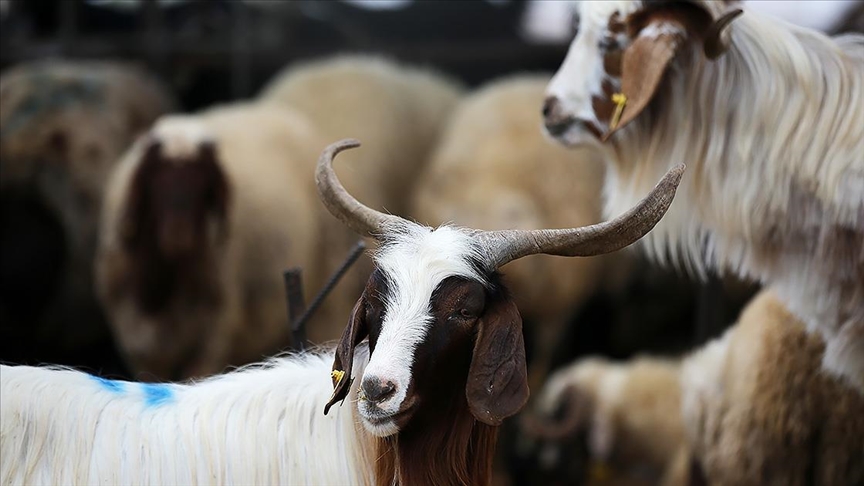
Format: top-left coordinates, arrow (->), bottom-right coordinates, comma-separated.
542,96 -> 573,135
542,96 -> 558,118
362,377 -> 396,403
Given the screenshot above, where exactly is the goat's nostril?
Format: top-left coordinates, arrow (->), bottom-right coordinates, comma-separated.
362,377 -> 396,403
542,96 -> 558,118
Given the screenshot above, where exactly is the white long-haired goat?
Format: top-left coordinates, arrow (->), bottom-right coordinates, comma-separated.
543,0 -> 864,391
0,140 -> 683,486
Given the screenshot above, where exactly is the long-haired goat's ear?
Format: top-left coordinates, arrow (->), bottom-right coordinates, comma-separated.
603,21 -> 684,141
466,295 -> 529,426
324,296 -> 368,415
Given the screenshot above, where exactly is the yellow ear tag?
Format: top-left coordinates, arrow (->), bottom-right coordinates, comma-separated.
589,460 -> 612,483
610,93 -> 628,130
331,369 -> 345,387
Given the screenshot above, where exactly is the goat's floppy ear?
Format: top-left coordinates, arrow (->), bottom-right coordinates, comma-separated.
324,296 -> 368,415
604,7 -> 742,140
603,22 -> 684,141
466,294 -> 529,426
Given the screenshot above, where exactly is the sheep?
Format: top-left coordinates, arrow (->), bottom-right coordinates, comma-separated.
410,74 -> 632,388
1,139 -> 684,486
681,289 -> 864,485
95,102 -> 337,380
258,54 -> 464,343
542,0 -> 864,392
523,355 -> 687,486
0,60 -> 175,367
528,289 -> 864,486
259,54 -> 463,217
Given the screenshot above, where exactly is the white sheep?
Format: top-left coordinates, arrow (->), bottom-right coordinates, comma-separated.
526,355 -> 687,486
410,73 -> 631,387
1,139 -> 684,486
96,102 -> 334,380
0,60 -> 175,366
542,0 -> 864,391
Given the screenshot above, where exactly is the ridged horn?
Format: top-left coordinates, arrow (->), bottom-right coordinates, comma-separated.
475,164 -> 685,268
315,139 -> 404,238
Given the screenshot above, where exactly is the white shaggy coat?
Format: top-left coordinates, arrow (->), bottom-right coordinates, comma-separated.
0,348 -> 376,485
549,1 -> 864,391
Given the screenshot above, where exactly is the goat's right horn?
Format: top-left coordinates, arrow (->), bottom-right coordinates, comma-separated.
475,164 -> 685,269
704,8 -> 743,59
316,139 -> 403,238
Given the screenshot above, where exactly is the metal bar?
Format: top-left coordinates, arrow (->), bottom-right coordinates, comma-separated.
283,268 -> 307,351
292,240 -> 366,338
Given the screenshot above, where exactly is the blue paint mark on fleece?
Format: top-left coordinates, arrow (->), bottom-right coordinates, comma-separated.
141,383 -> 174,407
90,375 -> 126,393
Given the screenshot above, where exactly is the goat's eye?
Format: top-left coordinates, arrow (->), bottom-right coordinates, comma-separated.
449,308 -> 476,322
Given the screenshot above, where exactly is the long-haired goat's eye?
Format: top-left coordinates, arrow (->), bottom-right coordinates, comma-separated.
459,308 -> 475,319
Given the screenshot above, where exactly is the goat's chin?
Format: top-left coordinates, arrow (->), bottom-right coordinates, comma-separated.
360,417 -> 401,437
544,123 -> 601,149
359,402 -> 417,437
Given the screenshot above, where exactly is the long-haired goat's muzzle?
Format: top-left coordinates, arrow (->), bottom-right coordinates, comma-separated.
317,138 -> 684,435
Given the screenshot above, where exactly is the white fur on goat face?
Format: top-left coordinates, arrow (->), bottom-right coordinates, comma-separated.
544,1 -> 639,146
358,222 -> 487,436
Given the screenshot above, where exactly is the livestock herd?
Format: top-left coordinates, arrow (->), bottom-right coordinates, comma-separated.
1,1 -> 862,485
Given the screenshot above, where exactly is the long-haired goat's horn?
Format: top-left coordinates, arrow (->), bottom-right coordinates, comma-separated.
315,139 -> 403,238
476,163 -> 685,268
704,8 -> 743,60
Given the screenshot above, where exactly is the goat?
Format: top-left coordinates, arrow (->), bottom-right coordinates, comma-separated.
258,54 -> 464,343
96,103 -> 333,380
1,139 -> 684,486
542,0 -> 864,392
0,60 -> 175,367
410,73 -> 631,388
681,289 -> 864,485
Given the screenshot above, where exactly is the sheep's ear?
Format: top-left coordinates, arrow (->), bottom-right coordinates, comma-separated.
602,21 -> 684,141
466,295 -> 529,426
121,138 -> 162,245
197,141 -> 231,242
324,296 -> 368,415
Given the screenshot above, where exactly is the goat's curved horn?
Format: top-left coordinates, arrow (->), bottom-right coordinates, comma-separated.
475,164 -> 685,269
704,8 -> 743,59
315,139 -> 403,238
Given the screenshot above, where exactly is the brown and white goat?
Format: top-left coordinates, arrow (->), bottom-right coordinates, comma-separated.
317,139 -> 683,485
543,0 -> 864,392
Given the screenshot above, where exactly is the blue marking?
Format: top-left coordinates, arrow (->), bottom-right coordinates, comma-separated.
90,375 -> 126,393
141,383 -> 174,407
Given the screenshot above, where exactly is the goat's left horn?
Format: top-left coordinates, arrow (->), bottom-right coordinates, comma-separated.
704,8 -> 743,60
475,164 -> 685,269
316,139 -> 404,238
